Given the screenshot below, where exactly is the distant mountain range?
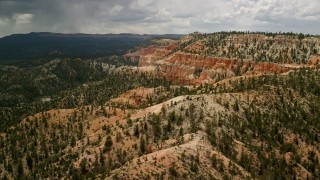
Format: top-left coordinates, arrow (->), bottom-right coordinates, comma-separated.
0,32 -> 182,62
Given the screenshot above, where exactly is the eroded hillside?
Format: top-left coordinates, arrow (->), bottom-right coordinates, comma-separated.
0,32 -> 319,179
137,32 -> 320,84
1,65 -> 319,179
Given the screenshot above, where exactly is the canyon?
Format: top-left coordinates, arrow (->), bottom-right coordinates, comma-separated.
135,33 -> 319,84
0,32 -> 319,179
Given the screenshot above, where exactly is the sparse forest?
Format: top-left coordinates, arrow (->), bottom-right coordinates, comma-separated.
0,32 -> 319,179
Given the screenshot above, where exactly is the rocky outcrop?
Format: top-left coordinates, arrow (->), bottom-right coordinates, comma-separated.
139,52 -> 292,84
135,32 -> 320,85
308,55 -> 320,65
125,45 -> 175,58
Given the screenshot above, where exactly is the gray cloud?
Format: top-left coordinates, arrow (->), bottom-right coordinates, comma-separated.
0,0 -> 319,37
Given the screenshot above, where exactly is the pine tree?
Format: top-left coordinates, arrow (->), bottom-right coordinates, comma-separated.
140,137 -> 146,154
104,136 -> 113,152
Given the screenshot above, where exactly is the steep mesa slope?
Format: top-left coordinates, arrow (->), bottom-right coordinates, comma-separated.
137,33 -> 320,84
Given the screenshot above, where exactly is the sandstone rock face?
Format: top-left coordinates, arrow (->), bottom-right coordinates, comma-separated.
125,45 -> 176,66
139,51 -> 292,84
125,45 -> 175,59
135,32 -> 320,84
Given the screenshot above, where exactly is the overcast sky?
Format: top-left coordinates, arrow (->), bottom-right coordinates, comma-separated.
0,0 -> 319,37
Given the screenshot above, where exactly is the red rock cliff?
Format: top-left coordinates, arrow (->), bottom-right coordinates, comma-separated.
139,51 -> 292,84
